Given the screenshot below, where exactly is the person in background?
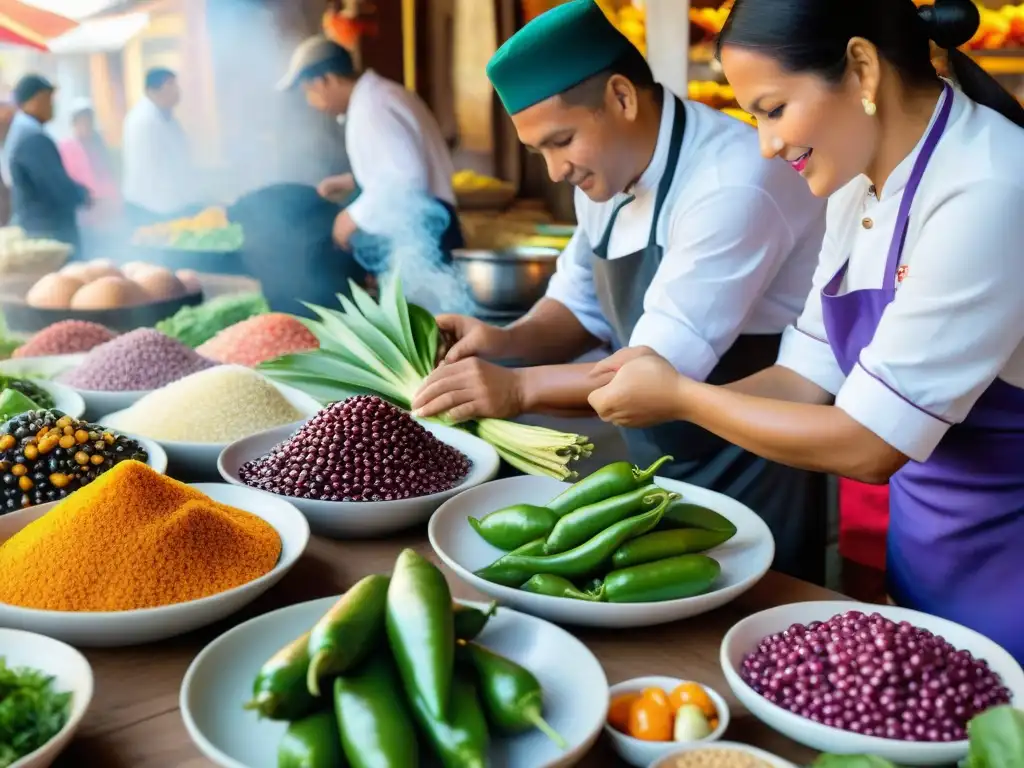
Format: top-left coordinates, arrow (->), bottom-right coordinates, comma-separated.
58,99 -> 120,227
122,68 -> 195,226
1,75 -> 89,253
411,0 -> 830,583
587,0 -> 1024,660
276,36 -> 464,259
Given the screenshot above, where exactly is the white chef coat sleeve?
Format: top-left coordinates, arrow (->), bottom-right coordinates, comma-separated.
543,192 -> 614,343
629,185 -> 796,381
835,179 -> 1024,462
345,105 -> 431,236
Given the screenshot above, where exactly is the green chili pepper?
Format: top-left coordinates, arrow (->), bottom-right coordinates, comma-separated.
453,600 -> 498,641
611,528 -> 735,569
510,537 -> 546,556
543,485 -> 673,554
474,497 -> 670,587
520,574 -> 604,601
409,672 -> 490,768
600,554 -> 721,603
546,455 -> 672,517
244,631 -> 317,721
334,653 -> 420,768
459,642 -> 567,749
278,710 -> 346,768
468,504 -> 560,550
306,574 -> 390,696
386,548 -> 455,720
658,500 -> 737,536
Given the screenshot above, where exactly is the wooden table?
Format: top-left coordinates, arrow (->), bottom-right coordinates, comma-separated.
54,531 -> 850,767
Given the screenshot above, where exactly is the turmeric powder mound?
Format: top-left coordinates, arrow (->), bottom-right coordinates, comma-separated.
0,460 -> 282,612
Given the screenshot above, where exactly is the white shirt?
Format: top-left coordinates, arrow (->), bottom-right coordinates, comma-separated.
121,97 -> 195,214
343,70 -> 456,235
777,85 -> 1024,463
546,92 -> 826,382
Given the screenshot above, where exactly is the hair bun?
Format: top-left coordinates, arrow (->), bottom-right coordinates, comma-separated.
918,0 -> 980,50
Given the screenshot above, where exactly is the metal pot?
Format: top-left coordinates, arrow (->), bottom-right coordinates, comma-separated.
452,246 -> 560,312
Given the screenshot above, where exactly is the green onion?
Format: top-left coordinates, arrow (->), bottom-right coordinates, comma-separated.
259,275 -> 591,479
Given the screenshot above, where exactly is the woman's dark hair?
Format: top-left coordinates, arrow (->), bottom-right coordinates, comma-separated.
718,0 -> 1024,129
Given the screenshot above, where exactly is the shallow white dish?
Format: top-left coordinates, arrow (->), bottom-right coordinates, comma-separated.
0,354 -> 84,380
32,379 -> 86,419
428,475 -> 774,628
0,628 -> 93,768
100,382 -> 323,479
720,601 -> 1024,766
648,741 -> 796,768
0,483 -> 309,647
181,597 -> 607,768
605,676 -> 729,767
66,386 -> 152,422
218,419 -> 501,537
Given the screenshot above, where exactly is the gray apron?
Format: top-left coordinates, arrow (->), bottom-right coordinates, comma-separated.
591,96 -> 827,584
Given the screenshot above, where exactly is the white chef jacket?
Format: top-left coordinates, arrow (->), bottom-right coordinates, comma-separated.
777,85 -> 1024,462
546,92 -> 826,382
342,69 -> 456,236
121,97 -> 195,215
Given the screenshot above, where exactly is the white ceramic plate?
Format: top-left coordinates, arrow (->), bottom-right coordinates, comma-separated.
32,380 -> 86,419
100,382 -> 323,480
720,601 -> 1024,766
0,483 -> 309,647
0,628 -> 93,768
0,354 -> 84,380
218,420 -> 501,538
648,741 -> 796,768
428,475 -> 774,628
181,598 -> 608,768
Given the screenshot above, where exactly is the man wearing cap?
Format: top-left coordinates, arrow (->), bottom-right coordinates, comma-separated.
278,36 -> 463,259
1,75 -> 89,253
411,0 -> 830,582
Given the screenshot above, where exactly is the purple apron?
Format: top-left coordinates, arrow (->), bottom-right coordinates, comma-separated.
820,83 -> 1024,663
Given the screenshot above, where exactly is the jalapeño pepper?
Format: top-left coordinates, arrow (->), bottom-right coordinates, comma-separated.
520,574 -> 603,601
474,497 -> 669,587
244,631 -> 317,721
459,642 -> 566,749
546,455 -> 672,517
468,504 -> 560,550
543,486 -> 674,554
611,528 -> 735,569
386,548 -> 455,720
601,554 -> 721,603
277,710 -> 345,768
409,672 -> 490,768
453,600 -> 498,641
333,652 -> 420,768
658,500 -> 737,536
306,574 -> 390,696
509,537 -> 546,556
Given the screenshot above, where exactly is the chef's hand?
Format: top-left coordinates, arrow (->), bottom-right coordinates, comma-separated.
332,209 -> 358,248
411,358 -> 523,422
588,347 -> 688,428
436,314 -> 512,364
317,173 -> 355,202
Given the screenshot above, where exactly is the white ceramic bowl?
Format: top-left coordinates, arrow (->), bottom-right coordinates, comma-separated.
218,419 -> 501,537
720,601 -> 1024,766
648,741 -> 797,768
428,475 -> 774,628
0,628 -> 93,768
32,380 -> 86,419
605,676 -> 730,768
0,354 -> 83,380
0,483 -> 309,647
100,382 -> 323,480
181,598 -> 608,768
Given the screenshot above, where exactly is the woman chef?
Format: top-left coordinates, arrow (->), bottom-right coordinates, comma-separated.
588,0 -> 1024,660
411,0 -> 830,583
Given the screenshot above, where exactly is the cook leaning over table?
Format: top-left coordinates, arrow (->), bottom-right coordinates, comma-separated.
587,0 -> 1024,662
277,35 -> 465,262
411,0 -> 830,583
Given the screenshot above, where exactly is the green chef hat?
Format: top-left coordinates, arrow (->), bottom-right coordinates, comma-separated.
487,0 -> 637,115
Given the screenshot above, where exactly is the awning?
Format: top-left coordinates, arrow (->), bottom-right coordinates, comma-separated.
0,0 -> 78,50
47,12 -> 148,54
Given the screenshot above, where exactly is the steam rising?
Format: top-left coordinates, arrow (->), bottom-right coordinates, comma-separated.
349,191 -> 476,316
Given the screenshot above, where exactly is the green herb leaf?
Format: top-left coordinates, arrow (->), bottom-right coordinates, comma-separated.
346,282 -> 406,354
336,293 -> 420,383
407,303 -> 440,377
811,756 -> 897,768
964,705 -> 1024,768
301,303 -> 407,390
260,351 -> 409,406
0,657 -> 71,768
380,273 -> 416,364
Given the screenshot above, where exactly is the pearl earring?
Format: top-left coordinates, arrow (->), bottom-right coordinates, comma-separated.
862,97 -> 877,117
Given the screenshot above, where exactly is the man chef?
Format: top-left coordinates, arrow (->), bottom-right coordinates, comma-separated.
411,0 -> 829,582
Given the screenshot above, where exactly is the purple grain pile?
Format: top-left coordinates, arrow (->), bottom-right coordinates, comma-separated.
59,328 -> 216,392
240,395 -> 471,502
